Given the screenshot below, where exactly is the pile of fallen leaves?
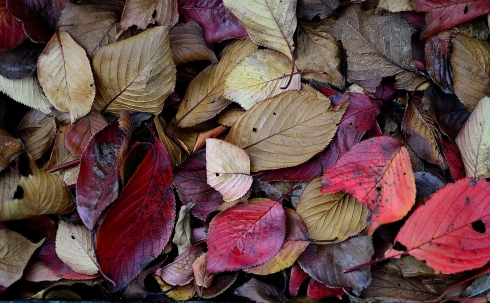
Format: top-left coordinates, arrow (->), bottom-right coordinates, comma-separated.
1,0 -> 490,301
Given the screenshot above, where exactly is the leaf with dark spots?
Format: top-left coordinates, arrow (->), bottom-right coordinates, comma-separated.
96,136 -> 176,290
173,150 -> 224,221
76,113 -> 131,230
0,40 -> 43,79
0,0 -> 27,51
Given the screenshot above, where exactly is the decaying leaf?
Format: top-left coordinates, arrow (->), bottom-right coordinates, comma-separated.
155,243 -> 205,286
378,0 -> 413,12
425,30 -> 457,94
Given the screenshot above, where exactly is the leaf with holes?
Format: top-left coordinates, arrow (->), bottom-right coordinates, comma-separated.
207,199 -> 286,273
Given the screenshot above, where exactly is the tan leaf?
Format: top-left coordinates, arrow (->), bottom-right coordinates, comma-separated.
0,161 -> 75,221
226,90 -> 343,172
166,119 -> 217,154
224,50 -> 301,109
154,115 -> 184,165
206,138 -> 253,202
0,229 -> 44,288
93,26 -> 176,115
297,177 -> 369,244
0,130 -> 23,171
24,117 -> 56,160
59,1 -> 125,57
216,106 -> 246,127
175,39 -> 257,127
55,220 -> 98,275
119,0 -> 178,33
296,19 -> 344,89
37,31 -> 95,123
451,34 -> 490,111
172,203 -> 194,254
17,110 -> 53,140
24,261 -> 61,282
192,253 -> 215,288
223,0 -> 296,60
0,168 -> 19,210
457,17 -> 490,41
0,75 -> 51,114
45,125 -> 79,186
378,0 -> 413,12
170,21 -> 218,66
328,5 -> 426,92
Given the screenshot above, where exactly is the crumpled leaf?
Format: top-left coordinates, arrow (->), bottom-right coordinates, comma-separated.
328,5 -> 426,92
93,26 -> 176,115
55,220 -> 98,275
0,160 -> 75,221
169,21 -> 218,66
456,96 -> 490,179
223,0 -> 296,60
0,75 -> 51,114
0,0 -> 27,51
227,90 -> 343,172
119,0 -> 178,33
0,229 -> 44,288
206,138 -> 252,202
296,0 -> 339,20
0,129 -> 23,171
297,177 -> 369,244
207,199 -> 286,273
155,243 -> 205,286
451,34 -> 490,111
65,110 -> 108,158
425,30 -> 457,94
37,31 -> 95,123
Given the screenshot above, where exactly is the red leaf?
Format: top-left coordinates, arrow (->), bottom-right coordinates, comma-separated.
65,110 -> 108,157
307,279 -> 343,300
76,115 -> 130,230
0,0 -> 27,51
413,0 -> 490,39
174,150 -> 224,220
442,140 -> 465,181
179,0 -> 248,43
96,137 -> 176,290
385,178 -> 490,274
206,199 -> 286,273
401,11 -> 426,30
6,0 -> 69,43
290,264 -> 309,297
322,136 -> 416,233
155,243 -> 205,286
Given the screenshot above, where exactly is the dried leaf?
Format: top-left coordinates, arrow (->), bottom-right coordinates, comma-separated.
296,0 -> 339,20
154,277 -> 196,300
24,261 -> 60,282
65,110 -> 108,157
44,125 -> 79,186
170,21 -> 218,65
235,277 -> 288,303
0,129 -> 23,171
0,75 -> 51,114
0,168 -> 19,210
0,0 -> 27,51
154,115 -> 183,165
193,253 -> 214,288
155,243 -> 205,286
195,271 -> 238,299
172,203 -> 194,254
119,0 -> 178,32
425,30 -> 457,94
307,279 -> 343,300
378,0 -> 413,12
290,264 -> 310,297
24,117 -> 56,160
0,40 -> 43,79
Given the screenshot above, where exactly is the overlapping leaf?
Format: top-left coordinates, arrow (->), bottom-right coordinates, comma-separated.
169,21 -> 218,66
296,0 -> 339,20
65,110 -> 108,157
307,279 -> 343,300
0,40 -> 43,79
155,243 -> 205,286
0,129 -> 22,171
44,126 -> 79,186
119,0 -> 178,33
24,117 -> 56,160
0,0 -> 27,51
0,75 -> 51,114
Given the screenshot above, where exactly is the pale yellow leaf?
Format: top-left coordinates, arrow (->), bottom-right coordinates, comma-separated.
24,117 -> 56,161
223,0 -> 296,60
55,220 -> 98,275
175,39 -> 257,127
170,21 -> 218,65
0,161 -> 75,221
93,26 -> 176,115
451,34 -> 490,111
456,96 -> 490,178
44,125 -> 79,186
297,177 -> 369,244
119,0 -> 178,33
226,91 -> 343,172
0,75 -> 51,114
224,50 -> 301,110
206,138 -> 253,202
378,0 -> 413,12
37,31 -> 95,123
0,229 -> 44,288
0,130 -> 23,172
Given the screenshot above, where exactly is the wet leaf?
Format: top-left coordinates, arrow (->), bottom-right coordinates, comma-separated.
169,21 -> 218,66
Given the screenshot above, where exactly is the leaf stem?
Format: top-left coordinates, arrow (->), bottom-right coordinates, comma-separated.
45,159 -> 81,173
280,70 -> 329,89
343,257 -> 387,273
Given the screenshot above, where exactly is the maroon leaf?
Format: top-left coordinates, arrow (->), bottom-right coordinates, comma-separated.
290,263 -> 310,297
6,0 -> 69,43
0,0 -> 27,51
207,199 -> 286,273
173,150 -> 224,220
401,11 -> 426,30
307,279 -> 343,300
425,30 -> 456,94
96,136 -> 176,290
65,110 -> 108,157
297,0 -> 339,20
155,243 -> 206,286
179,0 -> 248,43
442,140 -> 466,181
76,114 -> 131,230
0,40 -> 43,79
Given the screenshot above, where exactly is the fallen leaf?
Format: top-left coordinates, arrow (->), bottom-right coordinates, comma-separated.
192,253 -> 214,288
0,129 -> 22,171
307,279 -> 343,300
44,125 -> 79,186
24,260 -> 60,282
457,16 -> 490,40
96,136 -> 175,290
296,0 -> 339,20
206,199 -> 286,273
0,168 -> 19,210
451,34 -> 490,111
425,30 -> 457,94
414,172 -> 446,198
65,110 -> 108,158
0,40 -> 43,79
169,21 -> 218,66
322,136 -> 416,233
0,229 -> 44,289
227,90 -> 342,172
119,0 -> 178,33
153,277 -> 196,300
234,277 -> 288,303
0,0 -> 27,51
93,26 -> 176,115
0,75 -> 51,114
123,258 -> 165,299
24,116 -> 56,160
443,140 -> 466,181
290,264 -> 310,297
378,0 -> 413,12
193,125 -> 228,153
172,203 -> 194,254
413,0 -> 490,39
155,243 -> 205,286
195,271 -> 238,298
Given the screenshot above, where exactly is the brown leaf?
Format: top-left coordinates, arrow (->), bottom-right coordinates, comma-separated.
195,271 -> 238,299
172,203 -> 194,254
0,129 -> 23,171
93,26 -> 176,115
155,243 -> 206,286
65,110 -> 108,158
297,0 -> 339,20
154,115 -> 183,164
328,5 -> 426,92
425,30 -> 457,94
0,167 -> 19,210
37,31 -> 95,123
235,277 -> 288,303
378,0 -> 413,12
119,0 -> 178,33
17,109 -> 53,140
169,21 -> 218,65
44,126 -> 79,186
24,117 -> 56,161
192,253 -> 215,288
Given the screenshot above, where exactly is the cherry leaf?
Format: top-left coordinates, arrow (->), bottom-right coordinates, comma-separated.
96,137 -> 176,290
207,199 -> 286,273
290,264 -> 310,297
0,129 -> 22,171
322,136 -> 416,233
0,0 -> 27,51
297,0 -> 339,20
385,178 -> 490,274
206,138 -> 252,202
119,0 -> 178,33
155,243 -> 205,286
169,21 -> 218,66
65,110 -> 108,158
307,279 -> 343,300
0,75 -> 51,114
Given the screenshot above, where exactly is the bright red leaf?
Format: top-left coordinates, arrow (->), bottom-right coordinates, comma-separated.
412,0 -> 490,39
76,115 -> 131,230
385,178 -> 490,274
0,0 -> 27,51
307,279 -> 343,300
442,140 -> 465,181
65,110 -> 108,157
322,136 -> 416,233
96,136 -> 176,290
206,199 -> 286,273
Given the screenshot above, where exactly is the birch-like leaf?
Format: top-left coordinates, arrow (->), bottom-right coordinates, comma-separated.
223,0 -> 296,60
93,26 -> 176,115
206,138 -> 252,202
227,90 -> 343,172
0,75 -> 51,114
119,0 -> 178,33
224,50 -> 301,110
37,31 -> 95,123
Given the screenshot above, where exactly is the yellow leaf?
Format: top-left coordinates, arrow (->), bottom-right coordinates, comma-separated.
0,75 -> 51,114
154,276 -> 196,300
154,115 -> 184,165
37,31 -> 95,123
93,26 -> 176,115
224,50 -> 301,110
